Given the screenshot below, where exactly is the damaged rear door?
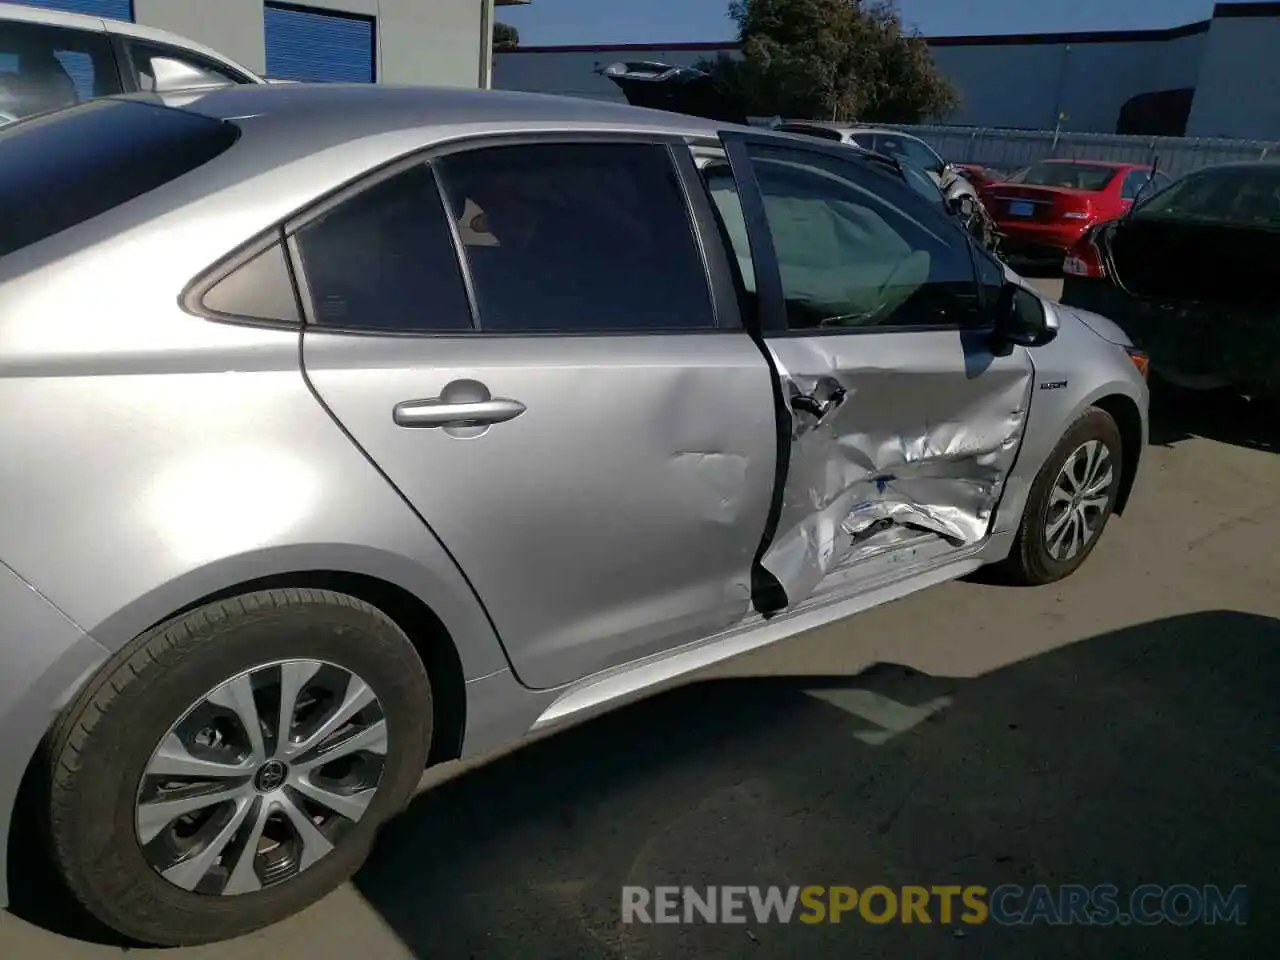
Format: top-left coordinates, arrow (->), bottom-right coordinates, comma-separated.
296,136 -> 779,691
709,134 -> 1035,610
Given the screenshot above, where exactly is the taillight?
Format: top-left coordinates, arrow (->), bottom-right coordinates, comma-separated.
1125,347 -> 1150,379
1063,231 -> 1106,278
1059,198 -> 1093,221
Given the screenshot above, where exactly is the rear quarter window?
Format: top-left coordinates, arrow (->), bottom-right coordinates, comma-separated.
0,98 -> 238,259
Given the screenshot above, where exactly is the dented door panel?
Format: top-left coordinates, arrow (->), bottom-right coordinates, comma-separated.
713,132 -> 1035,608
305,333 -> 778,691
759,332 -> 1033,603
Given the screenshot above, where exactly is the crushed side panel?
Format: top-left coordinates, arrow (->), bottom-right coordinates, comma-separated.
759,335 -> 1034,603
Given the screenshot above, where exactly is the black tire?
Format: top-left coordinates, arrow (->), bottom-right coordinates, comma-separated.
44,588 -> 432,947
999,407 -> 1123,586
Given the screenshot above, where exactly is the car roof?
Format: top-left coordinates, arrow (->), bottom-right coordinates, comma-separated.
1184,159 -> 1280,173
778,121 -> 921,139
149,81 -> 740,141
1037,158 -> 1146,169
0,1 -> 262,81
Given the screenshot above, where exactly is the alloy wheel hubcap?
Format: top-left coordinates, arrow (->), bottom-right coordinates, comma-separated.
135,659 -> 387,896
1044,439 -> 1114,562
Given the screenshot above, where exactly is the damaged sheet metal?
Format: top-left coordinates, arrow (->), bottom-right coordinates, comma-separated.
759,336 -> 1033,605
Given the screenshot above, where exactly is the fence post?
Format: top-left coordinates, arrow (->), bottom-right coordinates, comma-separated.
967,129 -> 977,164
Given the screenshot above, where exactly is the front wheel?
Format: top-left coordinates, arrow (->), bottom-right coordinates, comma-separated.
44,588 -> 433,947
999,407 -> 1123,585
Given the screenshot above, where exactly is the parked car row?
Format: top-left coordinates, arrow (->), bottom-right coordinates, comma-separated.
764,123 -> 1274,404
1,48 -> 1151,950
1061,159 -> 1280,399
600,61 -> 1001,251
979,159 -> 1173,264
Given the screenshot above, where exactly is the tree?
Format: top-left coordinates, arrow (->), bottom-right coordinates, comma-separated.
493,21 -> 519,49
697,0 -> 958,124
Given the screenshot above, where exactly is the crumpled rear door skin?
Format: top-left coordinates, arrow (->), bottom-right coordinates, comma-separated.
715,133 -> 1034,610
759,335 -> 1032,604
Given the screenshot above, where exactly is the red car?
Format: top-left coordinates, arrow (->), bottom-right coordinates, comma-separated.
980,159 -> 1172,263
953,163 -> 1002,189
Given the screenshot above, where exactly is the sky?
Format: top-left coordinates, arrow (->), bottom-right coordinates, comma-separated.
498,0 -> 1242,47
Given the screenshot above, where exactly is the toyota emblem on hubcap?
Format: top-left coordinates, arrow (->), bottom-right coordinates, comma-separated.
254,759 -> 288,792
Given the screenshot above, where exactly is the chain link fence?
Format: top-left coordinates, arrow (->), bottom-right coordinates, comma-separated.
885,125 -> 1280,180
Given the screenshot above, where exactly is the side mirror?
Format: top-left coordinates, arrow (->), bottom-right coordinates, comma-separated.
993,281 -> 1058,348
948,193 -> 976,219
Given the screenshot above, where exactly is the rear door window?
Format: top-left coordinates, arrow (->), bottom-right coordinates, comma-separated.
0,99 -> 239,258
433,141 -> 717,333
0,20 -> 120,123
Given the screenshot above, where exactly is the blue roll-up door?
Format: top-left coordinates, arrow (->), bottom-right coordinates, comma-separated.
265,3 -> 375,83
20,0 -> 132,19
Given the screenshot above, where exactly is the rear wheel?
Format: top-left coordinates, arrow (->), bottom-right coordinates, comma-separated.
1000,407 -> 1123,585
44,588 -> 432,947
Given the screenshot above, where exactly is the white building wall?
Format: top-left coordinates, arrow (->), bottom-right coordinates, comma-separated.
1185,13 -> 1280,139
133,0 -> 266,73
932,32 -> 1205,131
493,7 -> 1280,140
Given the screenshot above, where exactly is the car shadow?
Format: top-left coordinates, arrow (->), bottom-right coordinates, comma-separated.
1147,379 -> 1277,453
347,610 -> 1277,959
8,612 -> 1277,957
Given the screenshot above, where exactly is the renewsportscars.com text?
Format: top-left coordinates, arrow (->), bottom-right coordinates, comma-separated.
621,884 -> 1248,926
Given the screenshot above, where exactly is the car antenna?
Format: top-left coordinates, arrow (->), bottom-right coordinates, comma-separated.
1125,154 -> 1160,222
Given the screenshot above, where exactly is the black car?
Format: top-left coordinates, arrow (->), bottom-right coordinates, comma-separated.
1061,161 -> 1280,399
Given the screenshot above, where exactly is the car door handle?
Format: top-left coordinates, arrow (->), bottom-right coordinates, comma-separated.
393,397 -> 527,428
791,386 -> 847,423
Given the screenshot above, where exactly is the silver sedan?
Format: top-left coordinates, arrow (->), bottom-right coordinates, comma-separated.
0,83 -> 1148,946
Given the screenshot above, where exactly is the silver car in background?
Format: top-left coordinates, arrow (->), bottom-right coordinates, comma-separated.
0,0 -> 263,124
0,83 -> 1149,946
773,122 -> 957,185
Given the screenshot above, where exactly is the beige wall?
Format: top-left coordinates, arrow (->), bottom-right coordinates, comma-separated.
379,0 -> 486,87
132,0 -> 266,74
132,0 -> 490,88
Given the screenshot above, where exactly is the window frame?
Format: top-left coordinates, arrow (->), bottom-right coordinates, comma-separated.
282,130 -> 743,338
718,131 -> 984,339
114,36 -> 258,93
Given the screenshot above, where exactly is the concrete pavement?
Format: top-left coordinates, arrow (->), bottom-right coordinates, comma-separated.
3,373 -> 1277,959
